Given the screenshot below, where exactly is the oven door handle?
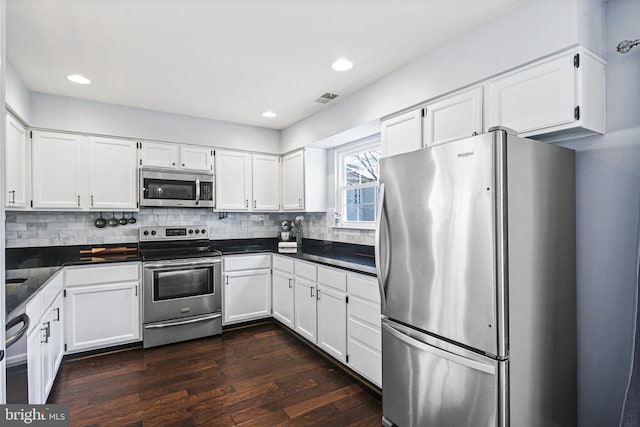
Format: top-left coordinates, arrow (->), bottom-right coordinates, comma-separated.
144,313 -> 222,329
143,258 -> 221,269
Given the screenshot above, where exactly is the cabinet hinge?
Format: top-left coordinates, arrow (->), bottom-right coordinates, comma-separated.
63,289 -> 66,297
136,201 -> 139,209
64,344 -> 67,351
345,295 -> 349,304
573,53 -> 580,68
574,106 -> 581,120
346,354 -> 349,363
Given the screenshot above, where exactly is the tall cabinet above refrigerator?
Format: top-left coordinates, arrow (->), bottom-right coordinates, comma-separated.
376,127 -> 576,427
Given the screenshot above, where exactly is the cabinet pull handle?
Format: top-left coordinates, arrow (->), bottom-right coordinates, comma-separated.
316,289 -> 320,301
77,195 -> 81,206
182,163 -> 185,167
54,308 -> 60,322
135,285 -> 138,296
288,278 -> 292,288
254,200 -> 257,209
172,162 -> 176,166
91,195 -> 94,206
8,190 -> 15,204
225,275 -> 229,285
41,322 -> 50,343
310,286 -> 314,298
245,199 -> 249,208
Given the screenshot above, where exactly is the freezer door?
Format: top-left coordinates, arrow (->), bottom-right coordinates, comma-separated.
382,319 -> 504,427
378,133 -> 499,355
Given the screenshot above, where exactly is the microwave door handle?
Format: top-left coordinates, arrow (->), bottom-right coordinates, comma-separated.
195,178 -> 201,205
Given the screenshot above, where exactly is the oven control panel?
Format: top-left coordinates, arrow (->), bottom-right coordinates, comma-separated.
139,225 -> 209,241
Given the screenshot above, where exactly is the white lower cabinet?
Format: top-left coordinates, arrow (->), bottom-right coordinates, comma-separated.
223,254 -> 272,325
64,263 -> 141,354
294,276 -> 317,342
317,267 -> 347,363
272,255 -> 295,329
346,273 -> 382,387
26,271 -> 65,404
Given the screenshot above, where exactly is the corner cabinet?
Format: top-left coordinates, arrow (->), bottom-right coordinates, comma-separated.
423,86 -> 483,147
380,108 -> 423,157
485,48 -> 605,143
5,113 -> 30,209
222,255 -> 272,325
64,263 -> 141,354
281,148 -> 327,212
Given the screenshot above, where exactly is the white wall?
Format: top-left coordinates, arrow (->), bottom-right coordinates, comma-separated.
28,92 -> 281,153
281,0 -> 583,152
5,61 -> 30,124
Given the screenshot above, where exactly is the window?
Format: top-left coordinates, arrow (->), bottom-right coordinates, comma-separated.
335,137 -> 381,228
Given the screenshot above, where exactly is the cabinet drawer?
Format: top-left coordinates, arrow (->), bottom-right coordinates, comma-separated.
295,260 -> 316,281
348,274 -> 380,304
272,255 -> 294,274
317,266 -> 346,292
349,296 -> 381,327
65,262 -> 140,287
349,317 -> 381,352
224,254 -> 271,271
348,337 -> 382,386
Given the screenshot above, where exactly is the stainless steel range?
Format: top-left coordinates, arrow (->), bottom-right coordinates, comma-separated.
139,225 -> 222,348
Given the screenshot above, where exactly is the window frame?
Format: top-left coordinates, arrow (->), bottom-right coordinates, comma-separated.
334,135 -> 381,230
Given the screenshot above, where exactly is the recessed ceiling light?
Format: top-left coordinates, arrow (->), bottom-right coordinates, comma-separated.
262,111 -> 277,118
66,74 -> 91,85
331,58 -> 353,71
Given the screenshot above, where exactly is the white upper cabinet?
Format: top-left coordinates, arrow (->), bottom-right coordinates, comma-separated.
485,48 -> 605,142
88,137 -> 138,210
139,141 -> 179,169
32,131 -> 85,209
281,148 -> 326,212
139,141 -> 213,172
32,131 -> 138,210
179,145 -> 214,172
380,108 -> 423,157
215,150 -> 252,210
5,113 -> 30,209
424,87 -> 483,147
252,154 -> 280,211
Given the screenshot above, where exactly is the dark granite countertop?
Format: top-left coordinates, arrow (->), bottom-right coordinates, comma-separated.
6,238 -> 375,317
5,243 -> 140,317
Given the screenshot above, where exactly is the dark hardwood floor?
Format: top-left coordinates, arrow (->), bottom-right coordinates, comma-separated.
49,322 -> 382,426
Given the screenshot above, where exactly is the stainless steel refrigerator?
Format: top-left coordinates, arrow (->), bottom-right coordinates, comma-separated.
376,127 -> 576,427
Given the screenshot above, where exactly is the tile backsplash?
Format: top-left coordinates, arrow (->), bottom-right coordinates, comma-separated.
4,209 -> 374,248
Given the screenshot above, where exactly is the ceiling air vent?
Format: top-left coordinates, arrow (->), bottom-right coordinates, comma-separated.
314,92 -> 339,104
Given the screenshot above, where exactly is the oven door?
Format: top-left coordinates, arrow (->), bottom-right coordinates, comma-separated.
143,257 -> 221,324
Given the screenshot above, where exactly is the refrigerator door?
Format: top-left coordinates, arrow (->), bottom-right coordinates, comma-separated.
378,133 -> 499,355
382,319 -> 504,427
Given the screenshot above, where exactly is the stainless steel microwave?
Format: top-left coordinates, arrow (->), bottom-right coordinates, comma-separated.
140,169 -> 214,208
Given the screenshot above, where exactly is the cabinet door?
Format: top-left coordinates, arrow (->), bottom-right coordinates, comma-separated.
282,150 -> 304,210
27,327 -> 43,404
317,284 -> 347,363
272,270 -> 295,329
424,87 -> 483,147
381,109 -> 422,158
140,141 -> 178,168
32,131 -> 84,209
223,269 -> 271,324
88,137 -> 138,210
64,281 -> 140,353
180,145 -> 213,172
485,55 -> 575,134
215,150 -> 252,210
252,154 -> 280,211
294,277 -> 317,343
5,113 -> 30,208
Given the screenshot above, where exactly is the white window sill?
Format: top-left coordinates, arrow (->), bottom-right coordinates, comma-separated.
331,223 -> 376,231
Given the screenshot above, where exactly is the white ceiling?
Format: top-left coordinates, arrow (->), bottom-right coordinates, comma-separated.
7,0 -> 525,130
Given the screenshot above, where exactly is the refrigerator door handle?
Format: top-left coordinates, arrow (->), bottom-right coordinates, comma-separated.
382,321 -> 497,375
375,183 -> 389,309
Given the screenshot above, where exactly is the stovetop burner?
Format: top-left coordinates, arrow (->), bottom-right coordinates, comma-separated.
138,225 -> 221,261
